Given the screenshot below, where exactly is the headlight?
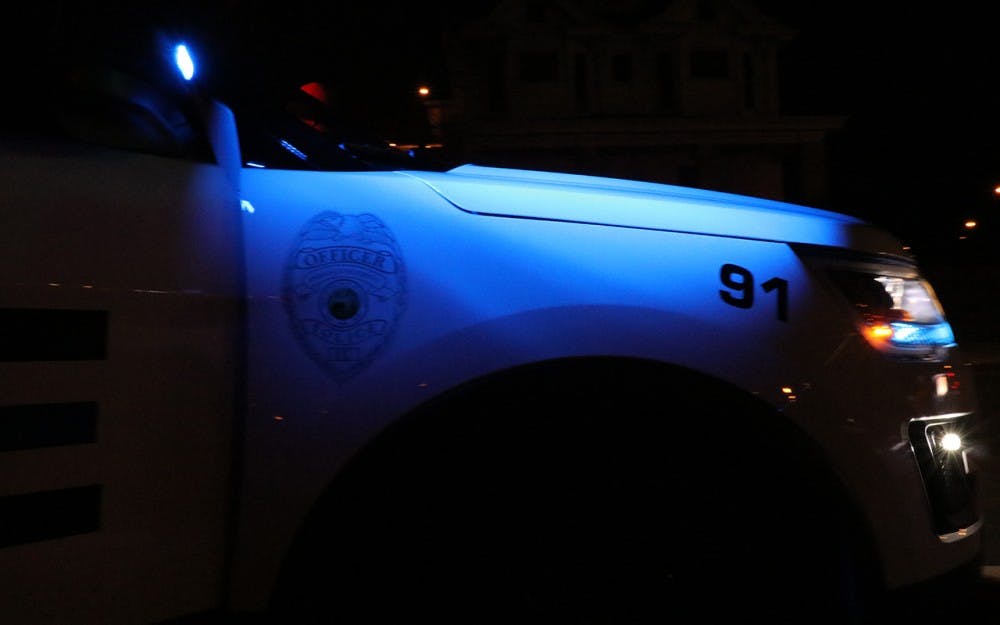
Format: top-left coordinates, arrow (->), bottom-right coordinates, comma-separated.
795,244 -> 956,361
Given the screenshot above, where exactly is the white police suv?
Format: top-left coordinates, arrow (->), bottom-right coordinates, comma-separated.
0,14 -> 984,625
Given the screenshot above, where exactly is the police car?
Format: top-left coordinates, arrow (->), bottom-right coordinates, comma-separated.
0,11 -> 984,625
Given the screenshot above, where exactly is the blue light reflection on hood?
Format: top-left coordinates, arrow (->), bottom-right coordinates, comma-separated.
402,165 -> 903,253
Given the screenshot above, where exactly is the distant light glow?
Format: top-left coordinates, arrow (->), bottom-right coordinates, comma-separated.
781,386 -> 793,394
240,199 -> 256,214
174,44 -> 195,81
940,432 -> 962,452
964,220 -> 977,229
994,185 -> 1000,195
418,85 -> 431,96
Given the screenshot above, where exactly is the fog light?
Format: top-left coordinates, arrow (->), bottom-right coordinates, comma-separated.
940,432 -> 962,452
908,415 -> 978,536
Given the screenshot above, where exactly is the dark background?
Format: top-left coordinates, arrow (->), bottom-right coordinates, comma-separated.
760,2 -> 1000,243
203,1 -> 1000,251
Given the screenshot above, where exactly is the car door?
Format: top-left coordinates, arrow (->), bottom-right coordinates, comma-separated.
0,57 -> 244,624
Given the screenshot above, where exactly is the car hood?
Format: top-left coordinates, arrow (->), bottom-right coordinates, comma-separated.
401,164 -> 903,254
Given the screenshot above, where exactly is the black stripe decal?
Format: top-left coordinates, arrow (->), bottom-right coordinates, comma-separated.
0,402 -> 98,452
0,485 -> 102,548
0,308 -> 108,361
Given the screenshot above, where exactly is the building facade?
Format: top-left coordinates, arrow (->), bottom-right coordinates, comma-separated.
429,0 -> 843,205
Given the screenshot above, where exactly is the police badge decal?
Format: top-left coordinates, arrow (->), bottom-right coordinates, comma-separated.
284,212 -> 407,381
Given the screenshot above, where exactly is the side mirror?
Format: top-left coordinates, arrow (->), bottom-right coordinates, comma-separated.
51,41 -> 242,193
57,63 -> 213,161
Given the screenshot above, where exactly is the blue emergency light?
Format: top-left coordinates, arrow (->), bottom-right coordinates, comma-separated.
174,44 -> 195,81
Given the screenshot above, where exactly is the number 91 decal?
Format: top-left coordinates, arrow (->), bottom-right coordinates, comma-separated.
719,263 -> 788,322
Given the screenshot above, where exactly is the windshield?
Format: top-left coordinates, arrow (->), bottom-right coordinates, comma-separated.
233,81 -> 454,172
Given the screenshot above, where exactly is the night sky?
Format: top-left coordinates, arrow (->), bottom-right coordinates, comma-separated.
757,1 -> 1000,247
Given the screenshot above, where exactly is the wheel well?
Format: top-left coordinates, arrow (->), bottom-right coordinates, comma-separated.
273,356 -> 885,619
326,356 -> 855,506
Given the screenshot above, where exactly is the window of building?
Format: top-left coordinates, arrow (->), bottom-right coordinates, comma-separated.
690,49 -> 729,79
525,0 -> 547,23
697,1 -> 717,22
657,52 -> 676,111
743,53 -> 756,111
612,53 -> 633,83
574,53 -> 589,111
782,152 -> 803,203
518,51 -> 559,82
488,52 -> 508,113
